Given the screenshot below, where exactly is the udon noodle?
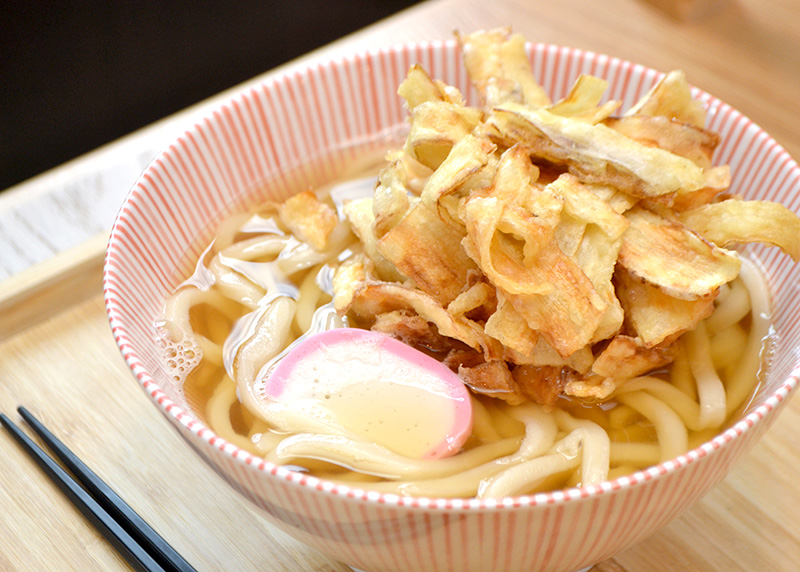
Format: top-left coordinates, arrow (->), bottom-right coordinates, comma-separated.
156,28 -> 790,498
157,171 -> 773,498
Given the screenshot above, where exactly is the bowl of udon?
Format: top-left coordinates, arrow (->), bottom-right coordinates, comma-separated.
104,28 -> 800,572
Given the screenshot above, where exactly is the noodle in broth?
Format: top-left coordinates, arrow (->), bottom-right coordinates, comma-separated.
156,29 -> 792,497
157,172 -> 773,499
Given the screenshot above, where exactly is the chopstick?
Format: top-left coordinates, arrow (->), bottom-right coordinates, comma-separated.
0,407 -> 197,572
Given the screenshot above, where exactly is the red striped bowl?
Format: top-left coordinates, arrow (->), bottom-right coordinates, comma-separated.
104,40 -> 800,572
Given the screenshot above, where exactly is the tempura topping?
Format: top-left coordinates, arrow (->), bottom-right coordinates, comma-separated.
332,27 -> 800,406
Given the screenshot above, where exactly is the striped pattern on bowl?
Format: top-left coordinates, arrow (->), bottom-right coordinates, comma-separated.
104,40 -> 800,572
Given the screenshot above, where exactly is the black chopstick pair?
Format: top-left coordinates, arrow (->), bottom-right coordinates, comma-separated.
0,407 -> 197,572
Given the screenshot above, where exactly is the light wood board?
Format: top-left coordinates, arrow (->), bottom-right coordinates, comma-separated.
2,0 -> 800,568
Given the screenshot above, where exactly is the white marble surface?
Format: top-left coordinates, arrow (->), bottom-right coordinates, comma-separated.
1,145 -> 153,279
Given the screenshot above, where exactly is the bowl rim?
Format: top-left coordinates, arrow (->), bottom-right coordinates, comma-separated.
104,38 -> 800,511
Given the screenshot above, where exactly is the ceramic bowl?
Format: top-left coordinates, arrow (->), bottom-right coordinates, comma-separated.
104,40 -> 800,572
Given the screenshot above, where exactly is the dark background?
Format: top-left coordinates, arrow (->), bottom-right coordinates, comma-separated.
0,1 -> 421,192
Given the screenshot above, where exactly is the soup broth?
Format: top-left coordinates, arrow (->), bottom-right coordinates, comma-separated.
157,168 -> 773,498
156,28 -> 792,498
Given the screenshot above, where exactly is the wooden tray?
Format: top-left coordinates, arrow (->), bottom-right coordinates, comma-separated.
1,237 -> 798,571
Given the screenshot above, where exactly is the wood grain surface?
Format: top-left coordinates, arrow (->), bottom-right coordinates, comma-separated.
2,0 -> 800,570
